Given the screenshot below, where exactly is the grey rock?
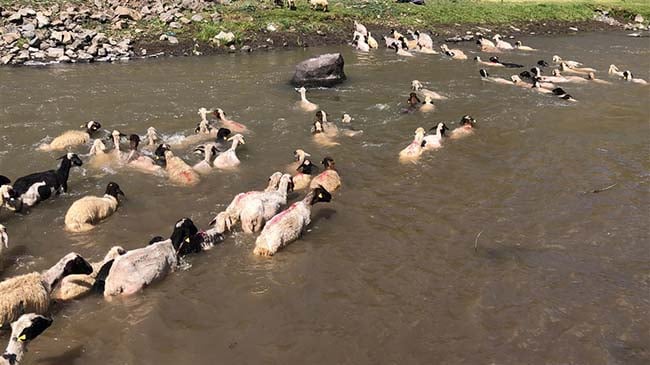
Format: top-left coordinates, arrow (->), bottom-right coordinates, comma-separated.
169,21 -> 182,29
18,8 -> 36,17
241,45 -> 251,52
77,51 -> 93,61
16,50 -> 30,60
46,47 -> 64,58
179,17 -> 191,25
86,44 -> 98,55
2,32 -> 20,44
634,14 -> 644,23
168,35 -> 179,44
114,6 -> 142,21
191,14 -> 203,22
290,53 -> 346,87
51,30 -> 63,42
7,12 -> 22,23
31,51 -> 45,59
1,54 -> 14,65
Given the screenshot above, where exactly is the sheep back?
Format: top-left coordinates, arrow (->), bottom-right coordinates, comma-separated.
254,202 -> 311,256
0,273 -> 49,326
40,130 -> 89,151
64,195 -> 118,232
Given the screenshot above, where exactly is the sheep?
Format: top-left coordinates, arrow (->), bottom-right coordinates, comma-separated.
295,87 -> 319,112
87,139 -> 115,170
353,21 -> 368,37
422,122 -> 449,151
450,115 -> 478,139
367,32 -> 379,49
192,143 -> 218,175
415,31 -> 435,52
64,182 -> 125,233
213,108 -> 248,133
213,134 -> 246,169
340,114 -> 363,137
287,149 -> 311,173
440,44 -> 467,60
239,174 -> 294,233
1,313 -> 53,365
0,224 -> 7,258
310,0 -> 328,12
310,157 -> 341,193
51,246 -> 126,301
144,127 -> 160,148
390,41 -> 414,57
622,70 -> 648,85
125,134 -> 162,174
399,127 -> 426,162
419,96 -> 435,113
293,159 -> 315,190
12,153 -> 84,211
253,187 -> 332,256
213,128 -> 233,153
101,218 -> 222,297
37,121 -> 102,151
0,180 -> 20,212
214,172 -> 284,232
0,252 -> 92,326
608,64 -> 624,78
316,110 -> 338,137
311,119 -> 340,147
355,34 -> 370,52
154,144 -> 201,186
411,80 -> 448,100
553,55 -> 583,68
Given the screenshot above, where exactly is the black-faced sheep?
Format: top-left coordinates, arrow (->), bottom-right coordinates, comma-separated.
0,253 -> 92,326
1,313 -> 52,365
310,157 -> 341,193
253,187 -> 332,256
64,182 -> 125,232
37,121 -> 102,151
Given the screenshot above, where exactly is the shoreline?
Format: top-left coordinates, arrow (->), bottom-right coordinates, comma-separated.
1,0 -> 648,67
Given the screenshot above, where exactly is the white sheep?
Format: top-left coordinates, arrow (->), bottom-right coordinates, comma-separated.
51,246 -> 126,301
102,218 -> 222,297
37,121 -> 102,151
411,80 -> 448,100
192,143 -> 218,175
125,134 -> 163,174
144,126 -> 160,148
239,174 -> 294,233
422,122 -> 449,151
286,149 -> 311,173
399,127 -> 426,162
310,157 -> 341,193
87,139 -> 115,170
213,108 -> 249,133
64,182 -> 125,232
310,0 -> 328,12
154,144 -> 201,186
295,87 -> 319,112
2,313 -> 53,365
0,253 -> 92,326
0,224 -> 7,258
253,187 -> 332,256
293,159 -> 315,190
0,182 -> 20,212
213,134 -> 245,169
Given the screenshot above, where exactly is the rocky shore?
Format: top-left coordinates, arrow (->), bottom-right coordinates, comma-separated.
0,1 -> 648,67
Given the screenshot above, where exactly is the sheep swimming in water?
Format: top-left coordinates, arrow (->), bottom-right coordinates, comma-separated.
253,187 -> 332,256
422,122 -> 449,151
192,143 -> 218,175
37,121 -> 102,152
340,114 -> 363,137
293,159 -> 315,191
87,139 -> 115,170
154,144 -> 200,186
1,313 -> 53,365
64,182 -> 125,232
411,80 -> 447,100
399,127 -> 426,162
287,149 -> 311,173
213,108 -> 249,133
0,252 -> 92,326
213,134 -> 246,169
514,41 -> 537,51
440,44 -> 467,60
622,70 -> 648,85
419,96 -> 436,113
492,34 -> 513,50
295,87 -> 319,112
125,134 -> 162,174
310,157 -> 341,193
100,218 -> 222,297
239,174 -> 294,233
450,115 -> 478,140
51,246 -> 126,301
0,178 -> 20,212
608,64 -> 624,78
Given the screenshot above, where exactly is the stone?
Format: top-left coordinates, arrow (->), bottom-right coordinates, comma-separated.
16,50 -> 30,60
77,51 -> 93,61
290,53 -> 346,87
215,31 -> 235,44
179,17 -> 191,25
160,11 -> 175,23
267,23 -> 277,32
18,8 -> 36,17
167,36 -> 178,44
112,20 -> 127,30
169,21 -> 182,29
86,44 -> 98,55
51,31 -> 63,42
61,31 -> 73,44
7,12 -> 22,23
634,14 -> 644,23
31,51 -> 45,59
241,45 -> 251,52
46,47 -> 64,58
2,32 -> 20,44
191,14 -> 203,22
1,54 -> 14,65
114,6 -> 142,21
90,12 -> 110,23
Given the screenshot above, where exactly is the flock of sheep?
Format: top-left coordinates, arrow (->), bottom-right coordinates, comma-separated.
0,19 -> 647,363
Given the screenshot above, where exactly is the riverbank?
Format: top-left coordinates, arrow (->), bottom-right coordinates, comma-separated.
1,0 -> 649,65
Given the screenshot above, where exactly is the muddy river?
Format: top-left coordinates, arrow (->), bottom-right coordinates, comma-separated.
0,31 -> 648,364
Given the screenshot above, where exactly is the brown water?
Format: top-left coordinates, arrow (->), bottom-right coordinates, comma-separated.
0,31 -> 649,364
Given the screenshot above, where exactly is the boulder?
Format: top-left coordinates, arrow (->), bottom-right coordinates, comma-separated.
215,31 -> 235,44
191,14 -> 203,22
2,32 -> 20,44
290,53 -> 346,87
114,6 -> 141,21
46,47 -> 64,58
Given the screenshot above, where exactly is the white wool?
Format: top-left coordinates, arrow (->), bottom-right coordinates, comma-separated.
37,130 -> 90,151
64,194 -> 119,232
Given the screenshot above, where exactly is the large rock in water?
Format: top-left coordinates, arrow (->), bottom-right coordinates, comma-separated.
291,53 -> 346,87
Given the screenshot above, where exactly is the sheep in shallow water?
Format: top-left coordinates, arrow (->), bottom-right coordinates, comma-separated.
213,134 -> 246,170
0,253 -> 92,326
450,115 -> 478,140
295,87 -> 319,112
310,157 -> 341,193
101,218 -> 222,297
12,153 -> 83,211
154,144 -> 200,186
287,149 -> 311,173
2,313 -> 53,365
87,139 -> 115,169
144,127 -> 160,148
399,127 -> 426,162
411,80 -> 447,100
239,174 -> 294,233
37,121 -> 102,152
64,182 -> 125,232
213,108 -> 248,133
51,246 -> 126,301
0,178 -> 20,212
253,187 -> 332,256
422,122 -> 449,151
293,160 -> 315,191
125,134 -> 162,174
192,143 -> 218,175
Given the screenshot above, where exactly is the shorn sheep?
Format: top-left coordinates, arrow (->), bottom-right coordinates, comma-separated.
310,0 -> 328,12
12,153 -> 84,211
240,174 -> 294,233
154,144 -> 200,186
100,218 -> 223,297
213,134 -> 246,169
37,121 -> 102,151
0,253 -> 92,326
51,246 -> 126,301
253,187 -> 332,256
64,182 -> 125,232
1,313 -> 53,365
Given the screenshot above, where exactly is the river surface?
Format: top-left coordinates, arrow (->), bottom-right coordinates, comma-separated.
0,31 -> 648,364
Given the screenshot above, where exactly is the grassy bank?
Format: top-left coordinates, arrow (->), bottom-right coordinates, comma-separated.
192,0 -> 650,42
